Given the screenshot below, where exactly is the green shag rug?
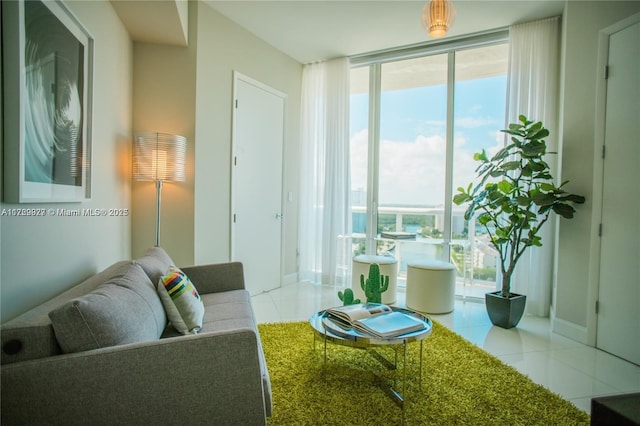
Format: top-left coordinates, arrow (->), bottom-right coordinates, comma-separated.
258,321 -> 590,425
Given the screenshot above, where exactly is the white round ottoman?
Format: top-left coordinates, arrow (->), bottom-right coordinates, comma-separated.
352,255 -> 397,304
406,260 -> 456,314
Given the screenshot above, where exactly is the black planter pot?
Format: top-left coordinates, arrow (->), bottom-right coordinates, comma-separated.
485,291 -> 527,329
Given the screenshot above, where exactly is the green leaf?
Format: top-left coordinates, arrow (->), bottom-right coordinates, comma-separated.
495,228 -> 509,239
553,203 -> 576,219
522,140 -> 546,157
478,213 -> 492,225
501,202 -> 515,213
497,180 -> 513,194
529,127 -> 549,140
474,149 -> 488,162
525,210 -> 538,221
511,136 -> 522,147
488,190 -> 502,203
538,204 -> 554,215
501,161 -> 521,171
453,193 -> 471,205
540,183 -> 556,191
508,123 -> 524,132
532,192 -> 557,206
526,121 -> 543,136
492,146 -> 512,161
476,162 -> 493,176
560,194 -> 586,204
463,208 -> 475,221
533,172 -> 553,180
522,235 -> 542,247
530,161 -> 548,172
493,236 -> 509,245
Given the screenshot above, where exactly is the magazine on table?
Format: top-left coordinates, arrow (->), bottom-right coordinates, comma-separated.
326,303 -> 426,338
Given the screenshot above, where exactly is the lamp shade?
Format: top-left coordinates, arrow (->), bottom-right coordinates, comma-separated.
133,132 -> 186,182
422,0 -> 456,38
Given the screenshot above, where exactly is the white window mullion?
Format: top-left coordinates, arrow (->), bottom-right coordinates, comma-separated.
366,63 -> 381,255
442,51 -> 456,262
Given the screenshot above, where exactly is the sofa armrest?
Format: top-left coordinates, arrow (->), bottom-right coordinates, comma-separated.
1,328 -> 267,426
180,261 -> 245,294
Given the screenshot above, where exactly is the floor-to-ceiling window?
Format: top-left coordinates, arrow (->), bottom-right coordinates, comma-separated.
349,32 -> 509,298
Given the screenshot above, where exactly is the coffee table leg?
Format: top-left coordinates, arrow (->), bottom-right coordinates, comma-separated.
395,347 -> 399,369
419,340 -> 423,389
402,341 -> 407,405
323,328 -> 328,380
384,342 -> 407,410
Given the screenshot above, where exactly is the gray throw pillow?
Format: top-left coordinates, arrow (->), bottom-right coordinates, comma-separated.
49,262 -> 166,353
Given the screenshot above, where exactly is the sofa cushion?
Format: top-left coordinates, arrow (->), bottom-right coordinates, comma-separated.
196,289 -> 272,417
135,246 -> 175,285
49,262 -> 166,353
1,261 -> 133,365
158,266 -> 205,334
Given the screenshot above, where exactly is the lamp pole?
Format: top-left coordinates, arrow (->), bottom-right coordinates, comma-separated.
155,179 -> 163,247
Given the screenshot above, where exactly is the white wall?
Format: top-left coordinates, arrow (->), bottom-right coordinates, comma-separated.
0,1 -> 133,322
554,0 -> 640,343
192,2 -> 302,278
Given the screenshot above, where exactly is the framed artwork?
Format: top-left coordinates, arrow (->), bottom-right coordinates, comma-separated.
2,0 -> 93,203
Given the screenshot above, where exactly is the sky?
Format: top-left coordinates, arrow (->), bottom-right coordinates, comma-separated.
349,75 -> 508,207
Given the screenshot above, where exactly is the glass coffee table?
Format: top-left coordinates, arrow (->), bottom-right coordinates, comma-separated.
309,306 -> 432,409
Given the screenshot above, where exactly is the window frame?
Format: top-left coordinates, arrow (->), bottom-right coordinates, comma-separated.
349,30 -> 510,286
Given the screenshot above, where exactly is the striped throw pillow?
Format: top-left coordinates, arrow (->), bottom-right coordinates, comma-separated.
158,266 -> 205,334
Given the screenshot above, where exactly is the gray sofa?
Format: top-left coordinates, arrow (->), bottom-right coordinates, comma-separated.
1,247 -> 272,425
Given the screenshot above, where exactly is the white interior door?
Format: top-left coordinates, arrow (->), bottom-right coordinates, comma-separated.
596,19 -> 640,365
231,73 -> 285,295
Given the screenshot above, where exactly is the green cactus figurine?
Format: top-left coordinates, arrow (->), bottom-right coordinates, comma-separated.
337,288 -> 361,306
360,263 -> 389,304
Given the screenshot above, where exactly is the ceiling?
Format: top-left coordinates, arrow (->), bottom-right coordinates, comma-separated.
111,0 -> 189,46
203,0 -> 566,63
112,0 -> 567,63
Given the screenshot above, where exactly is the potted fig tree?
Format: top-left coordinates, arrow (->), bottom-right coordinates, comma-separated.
453,115 -> 585,328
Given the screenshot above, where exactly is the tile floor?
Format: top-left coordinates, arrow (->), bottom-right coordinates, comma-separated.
251,281 -> 640,414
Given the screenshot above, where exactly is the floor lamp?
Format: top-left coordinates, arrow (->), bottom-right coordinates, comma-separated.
133,132 -> 186,247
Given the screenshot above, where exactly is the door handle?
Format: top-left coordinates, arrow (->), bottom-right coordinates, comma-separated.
276,213 -> 284,220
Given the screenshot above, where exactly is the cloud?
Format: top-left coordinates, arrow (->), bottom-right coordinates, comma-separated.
455,116 -> 502,129
349,127 -> 506,207
378,134 -> 447,205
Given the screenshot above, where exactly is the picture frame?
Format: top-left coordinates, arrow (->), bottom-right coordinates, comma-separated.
2,0 -> 94,203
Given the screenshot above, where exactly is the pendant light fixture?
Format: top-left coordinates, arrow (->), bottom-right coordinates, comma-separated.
422,0 -> 456,38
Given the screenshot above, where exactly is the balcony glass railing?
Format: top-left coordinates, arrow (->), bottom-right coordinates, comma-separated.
345,206 -> 499,300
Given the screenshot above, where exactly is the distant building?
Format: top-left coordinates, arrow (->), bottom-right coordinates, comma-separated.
473,238 -> 498,269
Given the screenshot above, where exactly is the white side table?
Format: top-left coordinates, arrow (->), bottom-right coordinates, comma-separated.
406,260 -> 456,314
352,255 -> 398,304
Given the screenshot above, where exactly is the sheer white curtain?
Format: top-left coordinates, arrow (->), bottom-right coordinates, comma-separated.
299,57 -> 352,286
506,16 -> 561,316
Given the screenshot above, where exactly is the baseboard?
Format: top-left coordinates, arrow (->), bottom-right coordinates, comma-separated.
551,315 -> 590,345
